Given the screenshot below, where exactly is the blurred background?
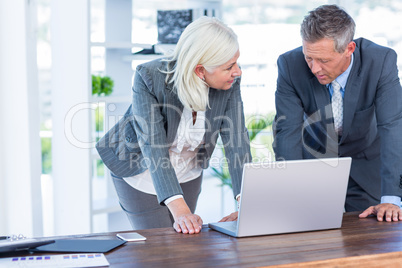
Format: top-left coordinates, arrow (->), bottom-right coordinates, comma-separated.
1,0 -> 401,238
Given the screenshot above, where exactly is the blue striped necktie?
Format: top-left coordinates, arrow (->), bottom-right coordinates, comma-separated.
331,80 -> 343,135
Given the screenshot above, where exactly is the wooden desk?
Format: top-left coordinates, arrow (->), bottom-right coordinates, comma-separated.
2,212 -> 402,267
99,212 -> 402,267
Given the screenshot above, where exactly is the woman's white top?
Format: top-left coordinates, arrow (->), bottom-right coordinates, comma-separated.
123,107 -> 206,198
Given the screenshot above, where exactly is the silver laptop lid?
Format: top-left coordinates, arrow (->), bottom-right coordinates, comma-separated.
236,157 -> 351,237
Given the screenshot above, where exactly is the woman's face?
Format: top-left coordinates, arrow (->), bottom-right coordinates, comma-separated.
204,50 -> 242,90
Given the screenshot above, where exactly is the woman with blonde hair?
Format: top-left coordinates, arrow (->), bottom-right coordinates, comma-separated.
96,16 -> 251,234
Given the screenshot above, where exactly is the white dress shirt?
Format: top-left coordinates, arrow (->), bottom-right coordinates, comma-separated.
123,107 -> 206,204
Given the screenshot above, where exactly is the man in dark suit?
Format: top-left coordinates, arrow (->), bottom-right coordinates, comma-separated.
273,4 -> 402,221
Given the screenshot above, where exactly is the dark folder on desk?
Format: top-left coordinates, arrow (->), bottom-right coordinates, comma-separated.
0,238 -> 55,253
31,239 -> 125,253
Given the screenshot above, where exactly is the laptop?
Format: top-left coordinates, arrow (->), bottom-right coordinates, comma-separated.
208,157 -> 352,237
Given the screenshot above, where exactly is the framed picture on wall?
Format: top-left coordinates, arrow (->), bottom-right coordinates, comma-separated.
157,9 -> 193,44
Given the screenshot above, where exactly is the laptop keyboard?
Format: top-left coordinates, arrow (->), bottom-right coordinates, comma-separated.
225,221 -> 238,232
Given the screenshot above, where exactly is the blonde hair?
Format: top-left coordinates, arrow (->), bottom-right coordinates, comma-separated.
163,16 -> 239,111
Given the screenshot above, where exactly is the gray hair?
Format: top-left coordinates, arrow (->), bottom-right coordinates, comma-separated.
162,16 -> 239,111
300,4 -> 355,53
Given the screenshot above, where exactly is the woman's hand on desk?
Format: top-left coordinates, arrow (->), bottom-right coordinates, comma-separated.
219,212 -> 238,222
219,196 -> 240,222
167,198 -> 203,234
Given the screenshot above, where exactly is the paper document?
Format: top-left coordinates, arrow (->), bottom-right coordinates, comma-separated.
0,253 -> 109,267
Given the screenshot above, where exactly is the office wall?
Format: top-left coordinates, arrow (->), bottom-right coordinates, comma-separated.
50,0 -> 92,236
0,0 -> 42,237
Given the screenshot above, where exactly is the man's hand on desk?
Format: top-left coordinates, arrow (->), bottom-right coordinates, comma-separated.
359,203 -> 402,222
167,198 -> 203,234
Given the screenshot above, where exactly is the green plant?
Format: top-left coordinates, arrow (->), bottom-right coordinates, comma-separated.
211,113 -> 275,189
92,74 -> 114,96
95,105 -> 104,132
41,137 -> 52,174
210,151 -> 231,188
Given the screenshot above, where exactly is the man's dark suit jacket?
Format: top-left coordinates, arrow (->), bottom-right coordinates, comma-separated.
273,38 -> 402,201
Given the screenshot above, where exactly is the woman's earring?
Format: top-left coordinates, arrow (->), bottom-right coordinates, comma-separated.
200,76 -> 209,87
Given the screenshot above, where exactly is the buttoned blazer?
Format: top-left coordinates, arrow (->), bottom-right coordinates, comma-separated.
274,38 -> 402,199
96,58 -> 251,204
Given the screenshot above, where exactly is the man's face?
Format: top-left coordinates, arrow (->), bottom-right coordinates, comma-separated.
302,38 -> 355,85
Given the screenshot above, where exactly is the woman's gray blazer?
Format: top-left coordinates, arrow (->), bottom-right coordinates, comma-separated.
96,58 -> 252,204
